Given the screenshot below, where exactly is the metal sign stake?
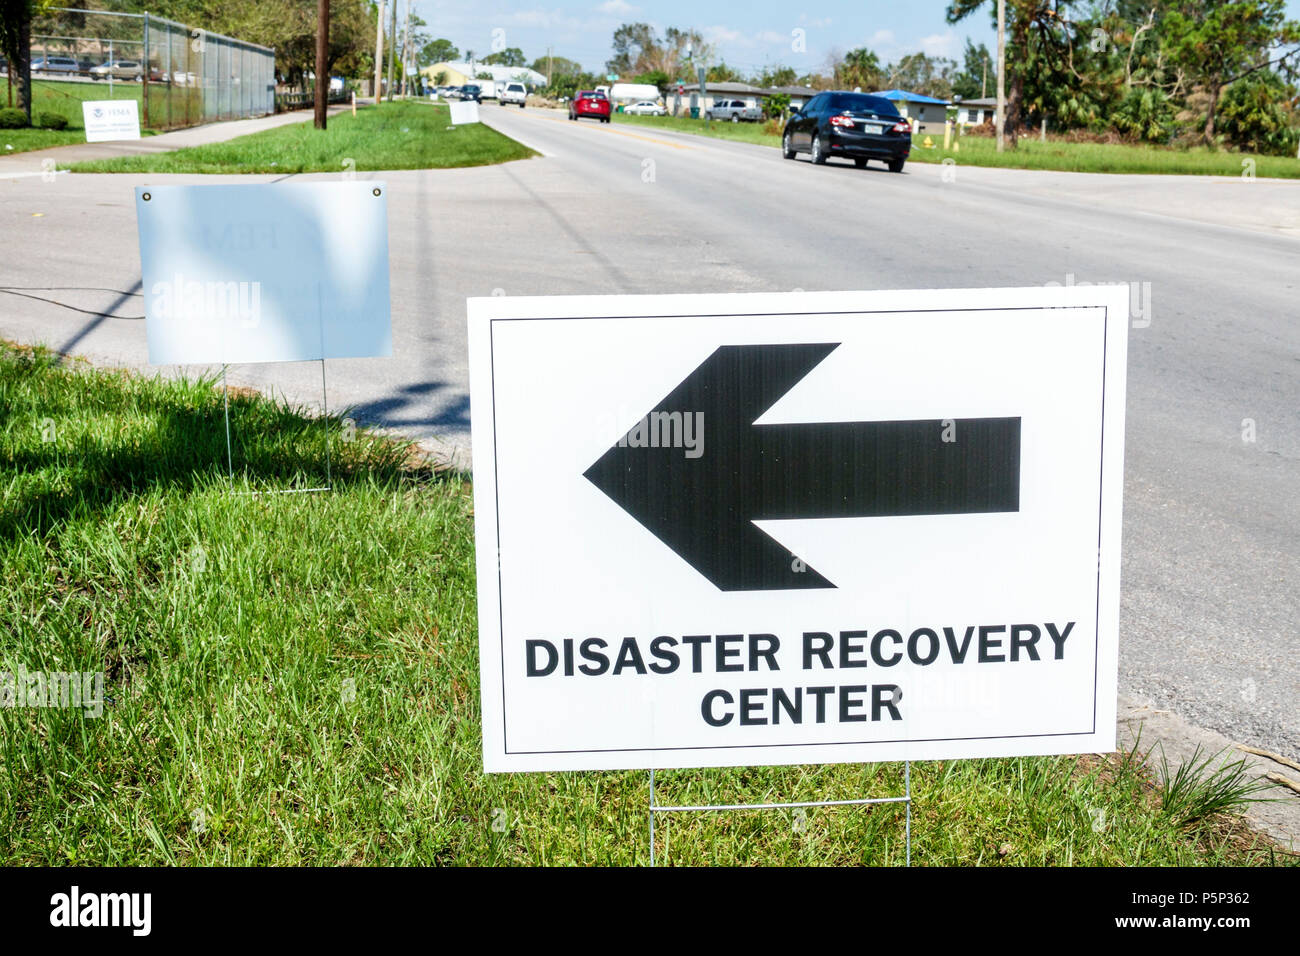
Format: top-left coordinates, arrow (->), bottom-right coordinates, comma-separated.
219,360 -> 333,495
648,762 -> 912,866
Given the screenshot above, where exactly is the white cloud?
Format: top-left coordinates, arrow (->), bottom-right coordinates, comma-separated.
919,30 -> 958,58
703,25 -> 745,45
597,0 -> 638,14
869,29 -> 894,47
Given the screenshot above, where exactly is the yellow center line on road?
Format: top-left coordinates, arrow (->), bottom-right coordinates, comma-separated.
506,108 -> 696,151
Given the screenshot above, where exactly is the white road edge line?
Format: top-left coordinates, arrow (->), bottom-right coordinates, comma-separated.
0,168 -> 71,180
479,107 -> 550,157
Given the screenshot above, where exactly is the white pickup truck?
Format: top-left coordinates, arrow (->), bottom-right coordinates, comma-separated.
705,99 -> 762,122
499,81 -> 528,107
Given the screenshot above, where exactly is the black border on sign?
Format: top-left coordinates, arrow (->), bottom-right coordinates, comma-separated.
488,305 -> 1110,757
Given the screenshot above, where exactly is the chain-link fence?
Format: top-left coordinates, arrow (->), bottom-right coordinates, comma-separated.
29,7 -> 274,130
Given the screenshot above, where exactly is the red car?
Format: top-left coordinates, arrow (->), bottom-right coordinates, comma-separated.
569,90 -> 611,123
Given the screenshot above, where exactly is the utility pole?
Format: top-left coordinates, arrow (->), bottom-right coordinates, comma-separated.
400,0 -> 411,97
314,0 -> 329,129
995,0 -> 1006,153
373,0 -> 384,103
386,0 -> 397,101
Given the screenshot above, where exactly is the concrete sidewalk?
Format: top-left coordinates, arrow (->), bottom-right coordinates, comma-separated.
0,101 -> 360,177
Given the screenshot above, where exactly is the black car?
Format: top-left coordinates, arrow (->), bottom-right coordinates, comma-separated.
782,91 -> 912,172
460,84 -> 482,102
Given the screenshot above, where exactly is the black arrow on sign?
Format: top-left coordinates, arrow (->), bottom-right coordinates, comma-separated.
583,343 -> 1021,591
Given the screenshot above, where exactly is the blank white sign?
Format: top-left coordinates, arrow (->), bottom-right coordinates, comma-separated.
82,100 -> 140,142
449,101 -> 480,125
135,182 -> 391,365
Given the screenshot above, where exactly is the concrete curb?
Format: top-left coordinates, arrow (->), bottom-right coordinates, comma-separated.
1119,694 -> 1298,852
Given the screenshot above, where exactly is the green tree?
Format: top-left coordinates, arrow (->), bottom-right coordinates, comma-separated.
633,68 -> 669,92
952,38 -> 995,100
483,46 -> 526,67
757,64 -> 797,87
3,0 -> 61,119
531,54 -> 582,80
839,47 -> 884,90
885,52 -> 957,98
420,37 -> 459,67
947,0 -> 1083,146
706,61 -> 741,83
762,91 -> 790,119
1218,69 -> 1298,154
607,22 -> 656,75
1162,0 -> 1300,144
607,22 -> 707,78
1111,85 -> 1177,141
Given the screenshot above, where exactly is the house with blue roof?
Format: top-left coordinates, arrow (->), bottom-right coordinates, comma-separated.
873,89 -> 950,134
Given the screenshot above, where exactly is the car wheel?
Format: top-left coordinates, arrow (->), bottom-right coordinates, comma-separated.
854,158 -> 868,169
782,131 -> 796,160
888,157 -> 906,173
519,103 -> 525,109
811,134 -> 827,165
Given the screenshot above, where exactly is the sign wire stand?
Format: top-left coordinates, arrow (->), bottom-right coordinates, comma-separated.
648,762 -> 911,866
220,360 -> 333,496
219,287 -> 334,495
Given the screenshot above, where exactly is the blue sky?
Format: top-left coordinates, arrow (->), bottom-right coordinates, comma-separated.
412,0 -> 1000,75
413,0 -> 1300,78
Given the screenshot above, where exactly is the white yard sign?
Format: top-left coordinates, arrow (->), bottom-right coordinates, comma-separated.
469,287 -> 1129,772
135,182 -> 392,365
82,100 -> 141,142
448,100 -> 480,125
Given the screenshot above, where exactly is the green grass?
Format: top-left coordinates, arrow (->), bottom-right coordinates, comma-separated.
613,111 -> 1300,178
914,131 -> 1300,178
1,78 -> 171,154
1,78 -> 139,154
65,100 -> 536,174
614,110 -> 782,147
0,341 -> 1292,865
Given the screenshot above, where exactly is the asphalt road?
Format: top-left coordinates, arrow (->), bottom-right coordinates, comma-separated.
1,104 -> 1296,761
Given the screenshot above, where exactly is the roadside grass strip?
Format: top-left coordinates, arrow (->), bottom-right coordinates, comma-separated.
66,100 -> 536,174
613,112 -> 1300,179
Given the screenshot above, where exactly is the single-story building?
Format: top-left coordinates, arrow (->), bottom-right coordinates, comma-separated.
420,61 -> 546,89
953,96 -> 997,126
672,81 -> 766,116
873,88 -> 950,134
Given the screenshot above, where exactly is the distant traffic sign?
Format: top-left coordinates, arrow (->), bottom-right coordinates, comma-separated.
469,288 -> 1128,772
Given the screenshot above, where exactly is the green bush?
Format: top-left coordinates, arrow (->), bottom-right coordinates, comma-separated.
0,107 -> 28,129
1219,71 -> 1298,157
37,111 -> 69,130
1112,87 -> 1177,144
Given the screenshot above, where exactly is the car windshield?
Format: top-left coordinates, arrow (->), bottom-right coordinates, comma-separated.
828,93 -> 900,116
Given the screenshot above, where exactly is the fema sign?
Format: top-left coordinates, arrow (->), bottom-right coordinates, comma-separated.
468,287 -> 1128,772
82,100 -> 141,142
